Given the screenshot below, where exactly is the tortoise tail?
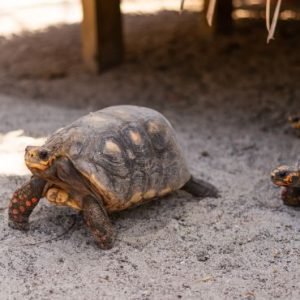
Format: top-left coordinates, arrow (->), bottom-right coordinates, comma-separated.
181,176 -> 219,198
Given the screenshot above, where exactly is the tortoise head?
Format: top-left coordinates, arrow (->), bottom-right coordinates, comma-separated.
271,165 -> 300,188
288,116 -> 300,130
25,146 -> 55,171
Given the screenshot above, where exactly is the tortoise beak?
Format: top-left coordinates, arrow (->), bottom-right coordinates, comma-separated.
25,146 -> 37,156
25,146 -> 38,158
25,146 -> 45,160
25,146 -> 50,170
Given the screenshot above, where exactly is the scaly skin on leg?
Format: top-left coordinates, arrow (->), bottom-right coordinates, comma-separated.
8,176 -> 46,230
281,187 -> 300,207
181,176 -> 219,198
83,196 -> 116,250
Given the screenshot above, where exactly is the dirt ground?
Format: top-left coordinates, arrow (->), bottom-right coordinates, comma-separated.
0,10 -> 300,300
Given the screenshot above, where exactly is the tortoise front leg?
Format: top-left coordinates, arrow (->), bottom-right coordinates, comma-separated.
281,187 -> 300,207
83,195 -> 116,249
8,176 -> 46,230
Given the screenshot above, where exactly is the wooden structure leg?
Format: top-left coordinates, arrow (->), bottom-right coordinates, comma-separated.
81,0 -> 123,73
214,0 -> 233,35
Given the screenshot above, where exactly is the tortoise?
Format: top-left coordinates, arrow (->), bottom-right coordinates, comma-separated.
271,163 -> 300,206
8,105 -> 218,249
288,116 -> 300,137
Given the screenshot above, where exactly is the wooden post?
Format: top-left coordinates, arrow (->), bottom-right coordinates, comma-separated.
214,0 -> 233,35
81,0 -> 123,73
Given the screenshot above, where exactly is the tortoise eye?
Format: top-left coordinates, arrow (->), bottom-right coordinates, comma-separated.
278,170 -> 288,178
289,116 -> 300,123
39,150 -> 49,160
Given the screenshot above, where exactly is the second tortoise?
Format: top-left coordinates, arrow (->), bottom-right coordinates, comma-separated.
271,163 -> 300,206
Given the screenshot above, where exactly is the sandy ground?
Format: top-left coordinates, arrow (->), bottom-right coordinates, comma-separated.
0,10 -> 300,300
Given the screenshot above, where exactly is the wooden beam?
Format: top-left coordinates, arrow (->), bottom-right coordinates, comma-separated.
81,0 -> 123,73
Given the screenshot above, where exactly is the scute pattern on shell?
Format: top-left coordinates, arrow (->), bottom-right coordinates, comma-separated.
44,105 -> 191,212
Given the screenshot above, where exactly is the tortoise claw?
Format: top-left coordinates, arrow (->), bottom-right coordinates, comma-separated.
8,219 -> 29,231
96,234 -> 116,250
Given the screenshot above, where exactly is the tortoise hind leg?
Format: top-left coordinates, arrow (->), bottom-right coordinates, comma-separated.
181,176 -> 219,198
83,195 -> 116,250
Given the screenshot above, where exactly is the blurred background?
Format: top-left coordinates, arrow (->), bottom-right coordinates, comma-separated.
0,0 -> 299,36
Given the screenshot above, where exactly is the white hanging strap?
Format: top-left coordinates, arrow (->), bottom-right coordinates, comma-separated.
206,0 -> 217,26
267,0 -> 282,43
180,0 -> 185,12
266,0 -> 271,31
181,0 -> 281,43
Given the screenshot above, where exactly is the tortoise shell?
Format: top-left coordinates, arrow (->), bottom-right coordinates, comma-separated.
44,105 -> 191,212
